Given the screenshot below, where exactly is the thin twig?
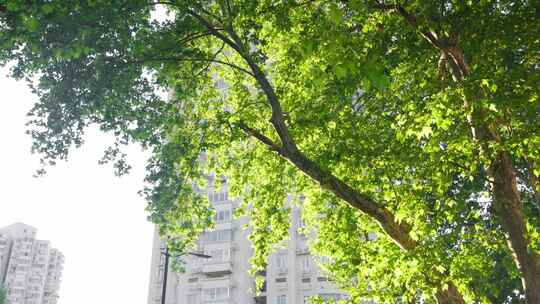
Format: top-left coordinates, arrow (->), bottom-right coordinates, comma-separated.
237,121 -> 281,152
194,42 -> 226,77
177,31 -> 214,45
131,56 -> 255,77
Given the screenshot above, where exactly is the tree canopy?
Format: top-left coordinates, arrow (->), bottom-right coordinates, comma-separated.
1,1 -> 539,303
0,285 -> 5,304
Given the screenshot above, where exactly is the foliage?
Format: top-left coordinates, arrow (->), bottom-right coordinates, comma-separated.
1,1 -> 539,302
0,285 -> 6,304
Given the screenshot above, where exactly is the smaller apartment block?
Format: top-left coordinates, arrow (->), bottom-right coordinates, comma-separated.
147,177 -> 348,304
0,223 -> 64,304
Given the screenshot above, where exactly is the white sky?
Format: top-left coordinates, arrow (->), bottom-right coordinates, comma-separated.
0,66 -> 155,303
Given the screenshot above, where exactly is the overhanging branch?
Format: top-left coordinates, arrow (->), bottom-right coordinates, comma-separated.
237,122 -> 281,152
197,5 -> 417,251
128,56 -> 255,77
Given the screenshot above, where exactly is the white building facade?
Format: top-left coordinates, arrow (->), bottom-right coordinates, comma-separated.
265,206 -> 348,304
0,223 -> 64,304
147,179 -> 348,304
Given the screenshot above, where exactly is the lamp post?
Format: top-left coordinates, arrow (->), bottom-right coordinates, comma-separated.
160,245 -> 212,304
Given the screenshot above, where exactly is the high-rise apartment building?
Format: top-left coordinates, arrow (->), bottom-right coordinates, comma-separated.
0,223 -> 64,304
147,178 -> 348,304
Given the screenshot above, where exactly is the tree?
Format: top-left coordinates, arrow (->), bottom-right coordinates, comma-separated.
0,285 -> 6,304
1,1 -> 538,303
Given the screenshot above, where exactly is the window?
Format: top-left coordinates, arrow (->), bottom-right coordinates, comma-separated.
277,295 -> 287,304
187,277 -> 198,283
187,294 -> 197,304
299,256 -> 310,272
318,256 -> 332,265
215,209 -> 232,223
275,277 -> 287,283
203,287 -> 230,300
298,217 -> 307,229
276,254 -> 287,270
317,277 -> 328,282
208,191 -> 228,203
205,230 -> 232,242
207,248 -> 232,262
301,278 -> 311,283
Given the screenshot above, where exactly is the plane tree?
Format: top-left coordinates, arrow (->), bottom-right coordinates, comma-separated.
1,1 -> 538,303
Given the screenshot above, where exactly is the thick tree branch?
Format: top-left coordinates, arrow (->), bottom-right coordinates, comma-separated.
227,29 -> 299,151
188,10 -> 241,54
374,2 -> 470,79
279,147 -> 417,250
374,3 -> 442,48
194,6 -> 420,251
177,31 -> 216,46
186,4 -> 465,302
237,121 -> 417,250
189,8 -> 298,151
128,56 -> 255,77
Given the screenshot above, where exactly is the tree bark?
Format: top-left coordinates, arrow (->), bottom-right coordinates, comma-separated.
435,283 -> 466,304
284,148 -> 417,250
491,151 -> 540,303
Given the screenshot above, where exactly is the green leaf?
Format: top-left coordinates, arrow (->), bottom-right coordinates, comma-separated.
328,4 -> 342,25
41,4 -> 55,14
23,17 -> 40,32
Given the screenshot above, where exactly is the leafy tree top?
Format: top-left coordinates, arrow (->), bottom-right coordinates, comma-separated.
1,1 -> 539,302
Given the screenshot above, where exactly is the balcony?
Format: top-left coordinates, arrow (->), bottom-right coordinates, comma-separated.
202,261 -> 233,275
296,247 -> 309,255
187,278 -> 202,292
300,278 -> 312,290
276,267 -> 288,276
275,277 -> 288,290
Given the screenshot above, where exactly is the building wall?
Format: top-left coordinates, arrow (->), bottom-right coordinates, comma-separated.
0,223 -> 64,304
265,207 -> 347,304
147,179 -> 348,304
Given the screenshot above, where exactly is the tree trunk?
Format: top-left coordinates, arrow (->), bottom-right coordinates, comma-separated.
431,29 -> 540,304
374,4 -> 540,302
435,283 -> 466,304
491,151 -> 540,303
